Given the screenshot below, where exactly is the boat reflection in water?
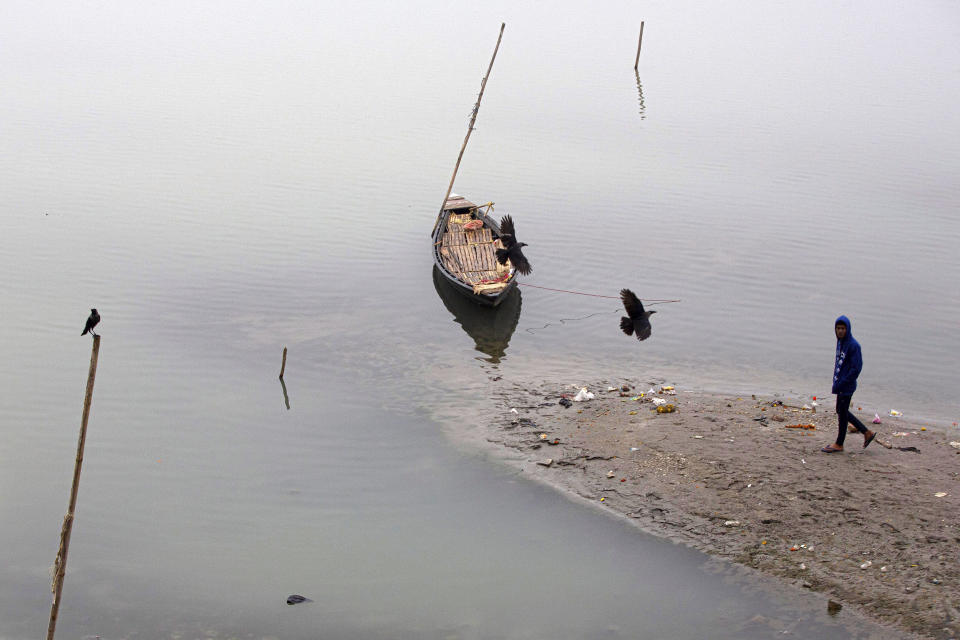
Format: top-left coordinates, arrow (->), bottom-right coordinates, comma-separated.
432,266 -> 522,363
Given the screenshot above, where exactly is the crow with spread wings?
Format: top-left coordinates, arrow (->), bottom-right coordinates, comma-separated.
495,214 -> 532,276
619,289 -> 655,341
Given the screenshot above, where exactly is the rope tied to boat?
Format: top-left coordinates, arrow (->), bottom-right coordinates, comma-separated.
517,283 -> 681,305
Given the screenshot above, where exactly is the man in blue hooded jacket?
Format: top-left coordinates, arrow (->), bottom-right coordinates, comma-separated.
822,316 -> 877,453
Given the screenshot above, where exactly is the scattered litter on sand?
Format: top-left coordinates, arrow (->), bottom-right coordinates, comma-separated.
486,378 -> 958,638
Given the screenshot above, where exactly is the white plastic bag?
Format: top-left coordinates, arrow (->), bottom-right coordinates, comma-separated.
573,387 -> 595,402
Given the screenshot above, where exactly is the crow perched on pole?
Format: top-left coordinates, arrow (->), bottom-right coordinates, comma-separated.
81,309 -> 100,337
495,214 -> 532,276
619,289 -> 655,341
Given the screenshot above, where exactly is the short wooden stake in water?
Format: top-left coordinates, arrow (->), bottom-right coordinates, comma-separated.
634,21 -> 645,70
47,334 -> 101,640
279,347 -> 287,379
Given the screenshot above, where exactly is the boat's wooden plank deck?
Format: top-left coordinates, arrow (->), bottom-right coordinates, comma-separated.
439,211 -> 510,292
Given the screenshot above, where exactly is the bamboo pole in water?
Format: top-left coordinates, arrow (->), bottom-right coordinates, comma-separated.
431,22 -> 506,237
634,22 -> 645,70
47,335 -> 101,640
279,346 -> 287,379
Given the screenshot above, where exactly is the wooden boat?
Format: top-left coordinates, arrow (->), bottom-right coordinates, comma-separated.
432,265 -> 521,363
432,194 -> 518,307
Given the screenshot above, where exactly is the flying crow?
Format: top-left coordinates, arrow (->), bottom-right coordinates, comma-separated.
495,215 -> 532,276
619,289 -> 655,341
81,309 -> 100,337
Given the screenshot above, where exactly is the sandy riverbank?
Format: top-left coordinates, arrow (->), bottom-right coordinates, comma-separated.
485,376 -> 960,639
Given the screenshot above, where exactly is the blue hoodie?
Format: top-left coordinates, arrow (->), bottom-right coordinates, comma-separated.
832,315 -> 862,395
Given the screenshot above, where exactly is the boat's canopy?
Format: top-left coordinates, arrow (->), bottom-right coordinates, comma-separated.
444,195 -> 477,211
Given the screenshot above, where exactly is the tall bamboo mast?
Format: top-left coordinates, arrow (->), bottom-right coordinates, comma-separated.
432,22 -> 505,236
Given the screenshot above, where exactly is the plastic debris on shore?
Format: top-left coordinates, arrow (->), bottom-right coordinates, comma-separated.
889,409 -> 903,417
573,387 -> 595,402
536,458 -> 553,467
785,424 -> 816,430
860,561 -> 872,570
873,413 -> 882,424
606,471 -> 615,478
652,398 -> 667,407
724,520 -> 740,527
559,397 -> 572,408
287,595 -> 313,605
949,442 -> 960,449
656,404 -> 676,414
934,492 -> 947,498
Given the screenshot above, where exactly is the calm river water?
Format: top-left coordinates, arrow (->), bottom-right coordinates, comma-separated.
1,1 -> 956,638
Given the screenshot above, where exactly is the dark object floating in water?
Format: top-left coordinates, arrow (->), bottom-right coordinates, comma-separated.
81,308 -> 100,337
619,289 -> 655,341
287,594 -> 313,605
827,599 -> 842,616
495,214 -> 532,276
559,397 -> 572,408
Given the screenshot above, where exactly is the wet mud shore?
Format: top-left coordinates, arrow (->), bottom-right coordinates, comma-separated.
487,377 -> 960,639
